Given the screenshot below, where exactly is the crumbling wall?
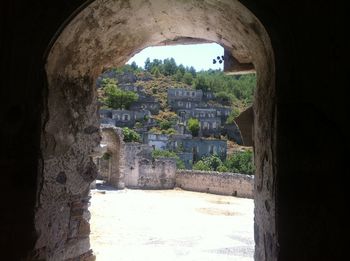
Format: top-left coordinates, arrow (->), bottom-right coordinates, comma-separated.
176,170 -> 254,198
138,158 -> 176,189
122,143 -> 176,189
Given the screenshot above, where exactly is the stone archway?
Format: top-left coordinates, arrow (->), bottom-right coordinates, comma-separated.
98,126 -> 124,188
38,0 -> 275,260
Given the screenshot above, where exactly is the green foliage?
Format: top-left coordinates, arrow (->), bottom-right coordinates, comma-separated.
162,58 -> 177,76
194,71 -> 256,110
193,151 -> 254,175
224,150 -> 255,175
143,58 -> 197,79
193,154 -> 223,171
101,78 -> 118,89
134,122 -> 143,129
193,75 -> 210,91
122,127 -> 141,142
151,66 -> 161,77
215,91 -> 236,106
103,85 -> 138,109
152,149 -> 185,169
130,61 -> 138,71
217,164 -> 228,172
187,118 -> 200,137
159,120 -> 172,130
161,128 -> 177,135
182,72 -> 193,85
225,108 -> 240,124
192,160 -> 211,171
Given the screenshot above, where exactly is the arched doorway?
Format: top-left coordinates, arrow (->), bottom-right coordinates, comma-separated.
38,0 -> 275,259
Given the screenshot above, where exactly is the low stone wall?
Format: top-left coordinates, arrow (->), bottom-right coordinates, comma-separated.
175,170 -> 254,198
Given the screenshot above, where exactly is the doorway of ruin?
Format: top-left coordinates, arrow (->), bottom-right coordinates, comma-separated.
39,0 -> 276,260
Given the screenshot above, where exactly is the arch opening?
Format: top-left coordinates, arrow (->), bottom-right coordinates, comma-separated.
39,0 -> 276,260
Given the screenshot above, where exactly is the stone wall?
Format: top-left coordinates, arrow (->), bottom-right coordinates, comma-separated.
175,170 -> 254,198
137,158 -> 176,189
122,143 -> 177,189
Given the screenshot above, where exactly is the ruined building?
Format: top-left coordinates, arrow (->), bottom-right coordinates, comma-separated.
0,0 -> 346,260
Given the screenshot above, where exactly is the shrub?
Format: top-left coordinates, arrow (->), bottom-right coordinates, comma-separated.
193,160 -> 211,171
122,127 -> 141,142
152,149 -> 185,169
187,118 -> 200,137
159,120 -> 172,130
162,128 -> 177,135
224,149 -> 255,175
193,154 -> 224,171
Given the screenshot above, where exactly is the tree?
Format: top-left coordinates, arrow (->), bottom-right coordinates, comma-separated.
188,66 -> 197,77
193,75 -> 210,91
174,69 -> 184,82
151,66 -> 161,77
182,72 -> 193,85
224,150 -> 255,175
187,118 -> 200,137
162,58 -> 177,76
144,58 -> 151,71
130,61 -> 138,71
104,85 -> 138,109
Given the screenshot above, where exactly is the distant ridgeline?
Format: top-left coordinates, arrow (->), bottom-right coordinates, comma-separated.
96,59 -> 255,173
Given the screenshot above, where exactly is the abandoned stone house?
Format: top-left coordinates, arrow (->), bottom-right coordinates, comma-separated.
167,88 -> 203,110
129,98 -> 160,115
168,88 -> 203,102
119,83 -> 144,93
142,132 -> 170,150
177,108 -> 222,137
142,132 -> 227,165
99,109 -> 151,128
202,91 -> 215,100
212,106 -> 231,122
166,134 -> 227,161
2,1 -> 346,260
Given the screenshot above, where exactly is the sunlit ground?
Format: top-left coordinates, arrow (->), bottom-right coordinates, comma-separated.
90,185 -> 254,261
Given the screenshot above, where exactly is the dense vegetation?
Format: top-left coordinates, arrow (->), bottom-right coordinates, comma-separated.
140,58 -> 256,113
100,78 -> 138,109
193,149 -> 255,175
122,127 -> 141,142
99,59 -> 256,117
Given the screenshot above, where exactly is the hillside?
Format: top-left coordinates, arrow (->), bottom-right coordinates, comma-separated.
97,59 -> 256,120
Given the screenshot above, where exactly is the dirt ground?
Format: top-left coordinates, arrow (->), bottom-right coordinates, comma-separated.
90,186 -> 254,261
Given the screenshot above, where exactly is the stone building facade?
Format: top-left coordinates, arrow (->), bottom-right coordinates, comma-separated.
99,109 -> 151,128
